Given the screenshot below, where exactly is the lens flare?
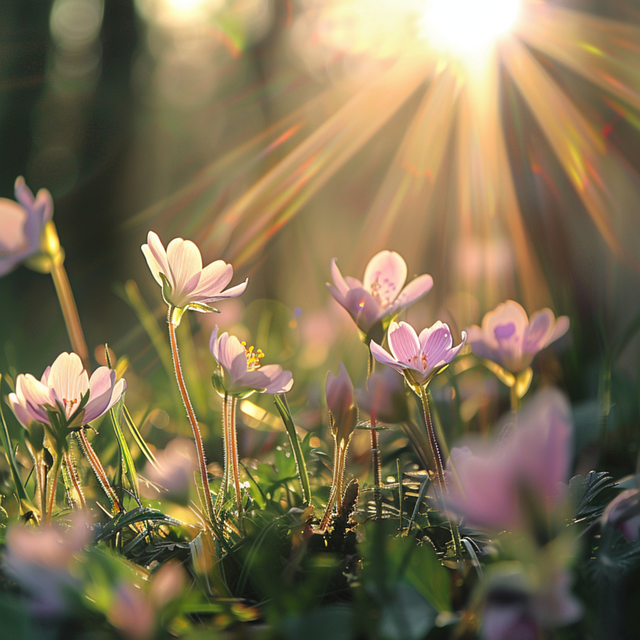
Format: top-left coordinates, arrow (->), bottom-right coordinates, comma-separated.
420,0 -> 522,58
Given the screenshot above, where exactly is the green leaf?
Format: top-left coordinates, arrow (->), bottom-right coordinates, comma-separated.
569,471 -> 618,522
110,396 -> 140,502
94,507 -> 180,543
122,405 -> 159,470
375,582 -> 437,640
275,395 -> 312,505
404,541 -> 452,612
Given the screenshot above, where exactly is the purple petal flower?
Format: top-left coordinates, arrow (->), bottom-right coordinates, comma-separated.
371,320 -> 466,386
326,363 -> 358,443
141,231 -> 248,311
8,352 -> 126,431
446,388 -> 573,531
466,300 -> 569,373
601,489 -> 640,541
209,327 -> 293,397
327,251 -> 433,335
0,177 -> 53,276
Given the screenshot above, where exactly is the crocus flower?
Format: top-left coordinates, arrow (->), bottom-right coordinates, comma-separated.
328,250 -> 433,335
8,352 -> 126,433
466,300 -> 569,374
601,489 -> 640,541
209,326 -> 293,397
446,388 -> 573,531
141,231 -> 248,317
370,320 -> 466,387
0,177 -> 53,276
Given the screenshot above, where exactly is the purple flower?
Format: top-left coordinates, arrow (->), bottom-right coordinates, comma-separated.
209,326 -> 293,397
601,489 -> 640,541
3,513 -> 91,616
326,363 -> 358,444
481,566 -> 582,640
141,231 -> 248,315
0,177 -> 54,276
466,300 -> 569,374
8,352 -> 126,431
328,250 -> 433,335
370,320 -> 466,386
446,388 -> 573,531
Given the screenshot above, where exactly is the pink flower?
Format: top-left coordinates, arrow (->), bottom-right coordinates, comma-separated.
482,566 -> 582,640
446,388 -> 573,531
601,489 -> 640,541
209,327 -> 293,397
370,320 -> 466,386
356,367 -> 411,425
141,231 -> 247,314
8,352 -> 126,432
0,177 -> 53,276
326,363 -> 358,443
466,300 -> 569,373
328,250 -> 433,335
4,513 -> 91,616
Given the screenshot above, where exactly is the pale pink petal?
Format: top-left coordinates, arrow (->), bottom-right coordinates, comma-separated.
0,199 -> 27,253
363,251 -> 407,305
342,288 -> 380,332
190,260 -> 233,299
142,232 -> 172,288
523,309 -> 554,355
370,340 -> 405,375
209,326 -> 220,360
466,324 -> 501,361
242,366 -> 294,394
218,334 -> 247,382
8,392 -> 34,429
327,284 -> 347,309
83,368 -> 117,423
48,353 -> 89,408
330,258 -> 350,296
166,238 -> 203,297
40,366 -> 51,385
344,276 -> 363,289
388,321 -> 420,365
17,375 -> 52,422
419,321 -> 453,358
482,300 -> 529,336
386,274 -> 434,316
549,315 -> 570,344
326,363 -> 354,423
197,278 -> 248,303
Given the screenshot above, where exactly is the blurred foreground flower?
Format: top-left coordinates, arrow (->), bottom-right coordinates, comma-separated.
8,352 -> 126,434
481,564 -> 582,640
4,513 -> 91,616
447,388 -> 573,531
601,488 -> 640,541
210,326 -> 293,397
328,250 -> 433,337
142,438 -> 197,506
466,301 -> 569,390
371,320 -> 466,387
356,367 -> 410,425
0,177 -> 53,276
141,231 -> 247,324
321,363 -> 358,529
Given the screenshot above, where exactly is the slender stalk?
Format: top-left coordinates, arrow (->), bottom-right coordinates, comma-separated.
417,385 -> 462,559
167,307 -> 215,524
510,383 -> 520,415
76,429 -> 121,512
320,438 -> 349,530
62,450 -> 86,509
227,396 -> 242,515
50,256 -> 90,373
45,449 -> 62,524
367,348 -> 383,519
215,394 -> 230,513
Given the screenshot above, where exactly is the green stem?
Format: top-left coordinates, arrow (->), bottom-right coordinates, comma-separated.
76,429 -> 121,512
227,395 -> 242,515
510,383 -> 520,415
320,438 -> 348,530
168,307 -> 214,524
367,347 -> 383,519
45,449 -> 62,524
417,385 -> 462,559
50,256 -> 90,373
62,449 -> 86,509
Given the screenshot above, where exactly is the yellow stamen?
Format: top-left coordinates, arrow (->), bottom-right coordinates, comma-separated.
241,341 -> 265,371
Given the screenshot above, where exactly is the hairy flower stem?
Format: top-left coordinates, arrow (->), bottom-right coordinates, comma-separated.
62,450 -> 86,509
45,450 -> 62,524
50,255 -> 91,373
76,429 -> 122,512
167,308 -> 215,525
417,385 -> 462,559
320,438 -> 349,531
367,348 -> 383,519
225,395 -> 242,516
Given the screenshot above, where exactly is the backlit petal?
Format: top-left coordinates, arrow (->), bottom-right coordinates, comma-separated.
166,238 -> 203,297
370,340 -> 404,374
363,251 -> 407,304
330,258 -> 350,296
386,274 -> 433,316
388,321 -> 420,365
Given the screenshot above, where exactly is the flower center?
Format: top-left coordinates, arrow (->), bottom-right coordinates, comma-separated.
408,353 -> 429,372
241,342 -> 264,371
369,272 -> 397,308
62,397 -> 79,417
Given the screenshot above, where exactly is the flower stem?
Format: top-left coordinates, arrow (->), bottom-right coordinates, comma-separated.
367,347 -> 383,519
167,307 -> 215,524
62,450 -> 86,509
76,429 -> 121,512
417,385 -> 462,559
50,255 -> 91,373
227,395 -> 242,515
320,438 -> 348,531
45,449 -> 62,524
